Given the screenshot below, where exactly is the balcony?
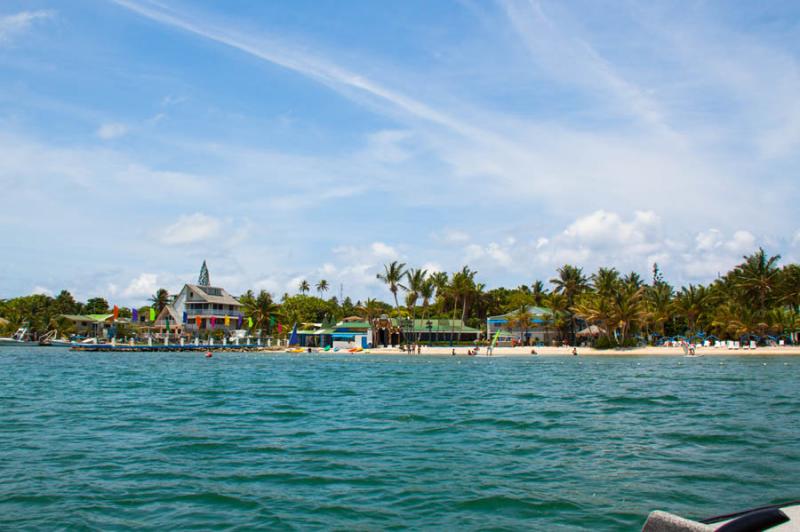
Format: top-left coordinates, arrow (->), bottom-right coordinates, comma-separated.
184,309 -> 241,317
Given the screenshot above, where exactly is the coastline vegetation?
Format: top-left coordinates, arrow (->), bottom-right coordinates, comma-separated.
1,249 -> 798,345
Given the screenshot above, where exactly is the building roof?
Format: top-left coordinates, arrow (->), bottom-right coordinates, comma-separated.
377,318 -> 481,334
487,306 -> 553,322
185,284 -> 242,306
61,314 -> 114,323
334,321 -> 371,329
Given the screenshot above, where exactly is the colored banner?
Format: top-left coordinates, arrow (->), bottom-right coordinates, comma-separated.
278,322 -> 283,334
113,305 -> 119,320
225,315 -> 230,327
211,316 -> 216,328
195,315 -> 202,328
248,317 -> 253,328
165,317 -> 170,332
132,308 -> 138,322
182,311 -> 187,324
149,307 -> 156,321
237,314 -> 243,328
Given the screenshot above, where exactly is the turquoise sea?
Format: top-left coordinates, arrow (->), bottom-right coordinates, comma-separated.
1,348 -> 798,530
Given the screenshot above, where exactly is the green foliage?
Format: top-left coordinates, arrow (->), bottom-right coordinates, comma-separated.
84,297 -> 110,314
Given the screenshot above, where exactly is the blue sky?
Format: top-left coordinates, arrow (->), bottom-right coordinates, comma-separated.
1,0 -> 800,305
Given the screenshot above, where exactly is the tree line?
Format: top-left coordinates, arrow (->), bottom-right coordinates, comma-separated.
2,249 -> 798,344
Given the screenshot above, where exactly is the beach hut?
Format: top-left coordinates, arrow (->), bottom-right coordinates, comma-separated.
576,325 -> 605,337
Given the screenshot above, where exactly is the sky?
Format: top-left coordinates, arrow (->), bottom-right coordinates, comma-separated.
1,0 -> 800,306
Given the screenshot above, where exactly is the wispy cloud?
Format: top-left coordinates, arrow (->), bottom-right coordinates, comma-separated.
111,0 -> 481,139
96,122 -> 129,140
0,10 -> 54,44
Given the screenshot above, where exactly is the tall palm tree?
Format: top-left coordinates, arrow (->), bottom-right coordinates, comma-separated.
149,288 -> 170,313
242,290 -> 280,333
672,284 -> 708,334
530,280 -> 548,306
645,281 -> 674,338
357,298 -> 383,324
316,279 -> 329,297
591,267 -> 620,298
405,268 -> 428,341
376,261 -> 407,309
611,285 -> 646,345
550,264 -> 589,344
729,248 -> 781,314
509,307 -> 533,344
298,280 -> 310,295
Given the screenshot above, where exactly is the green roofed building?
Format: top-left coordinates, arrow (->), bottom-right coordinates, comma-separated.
61,314 -> 115,338
372,317 -> 480,347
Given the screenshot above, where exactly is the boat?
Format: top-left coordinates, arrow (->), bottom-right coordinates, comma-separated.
0,327 -> 39,346
38,330 -> 74,347
642,500 -> 800,531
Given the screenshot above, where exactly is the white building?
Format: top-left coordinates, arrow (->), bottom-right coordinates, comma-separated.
155,261 -> 243,334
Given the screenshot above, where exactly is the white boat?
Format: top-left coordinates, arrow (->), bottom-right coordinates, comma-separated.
643,500 -> 800,531
0,327 -> 39,346
38,331 -> 74,347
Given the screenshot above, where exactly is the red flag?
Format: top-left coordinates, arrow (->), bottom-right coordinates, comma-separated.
113,305 -> 119,320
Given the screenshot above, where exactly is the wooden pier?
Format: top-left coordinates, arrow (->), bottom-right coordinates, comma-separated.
69,344 -> 277,353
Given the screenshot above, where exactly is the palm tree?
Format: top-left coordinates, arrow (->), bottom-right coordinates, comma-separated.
591,267 -> 620,298
550,264 -> 589,344
531,280 -> 548,306
376,261 -> 407,309
729,248 -> 781,314
357,298 -> 383,324
672,285 -> 708,335
298,280 -> 310,295
508,307 -> 533,344
645,281 -> 673,338
242,290 -> 280,334
149,288 -> 170,313
405,268 -> 428,341
610,285 -> 646,345
316,279 -> 329,297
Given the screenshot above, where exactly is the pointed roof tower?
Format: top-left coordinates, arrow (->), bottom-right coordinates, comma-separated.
198,260 -> 210,286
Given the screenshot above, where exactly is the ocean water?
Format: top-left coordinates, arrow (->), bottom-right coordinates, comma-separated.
0,349 -> 798,530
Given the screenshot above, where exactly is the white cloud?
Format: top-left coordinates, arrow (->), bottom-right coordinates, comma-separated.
31,285 -> 52,296
0,10 -> 53,44
370,241 -> 398,259
432,228 -> 470,244
159,213 -> 221,245
96,123 -> 129,140
725,230 -> 756,253
121,273 -> 158,298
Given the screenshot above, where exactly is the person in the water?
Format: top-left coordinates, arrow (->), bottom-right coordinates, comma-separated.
572,347 -> 578,356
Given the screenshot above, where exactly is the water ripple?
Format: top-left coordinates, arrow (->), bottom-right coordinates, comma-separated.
0,349 -> 799,530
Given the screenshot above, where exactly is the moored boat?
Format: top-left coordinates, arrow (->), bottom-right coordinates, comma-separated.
0,327 -> 39,346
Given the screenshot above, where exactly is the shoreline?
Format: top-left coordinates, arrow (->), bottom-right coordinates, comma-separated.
363,345 -> 800,356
